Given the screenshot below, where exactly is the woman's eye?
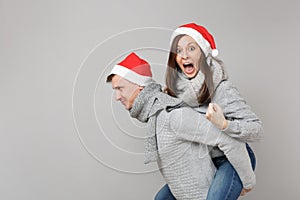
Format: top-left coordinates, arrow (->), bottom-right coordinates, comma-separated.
176,48 -> 182,54
188,46 -> 195,51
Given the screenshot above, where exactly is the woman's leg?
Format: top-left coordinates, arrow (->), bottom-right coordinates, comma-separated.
154,184 -> 176,200
246,143 -> 256,170
206,143 -> 256,200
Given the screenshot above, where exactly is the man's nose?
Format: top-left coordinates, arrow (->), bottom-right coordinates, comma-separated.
115,91 -> 121,101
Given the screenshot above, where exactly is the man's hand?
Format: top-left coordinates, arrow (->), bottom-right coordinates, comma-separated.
206,103 -> 228,130
240,188 -> 252,196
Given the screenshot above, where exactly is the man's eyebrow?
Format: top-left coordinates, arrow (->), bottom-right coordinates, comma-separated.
112,86 -> 122,89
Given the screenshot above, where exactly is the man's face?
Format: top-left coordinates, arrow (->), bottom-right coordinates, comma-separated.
111,75 -> 142,110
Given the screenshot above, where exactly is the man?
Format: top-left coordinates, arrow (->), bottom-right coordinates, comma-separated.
106,52 -> 255,200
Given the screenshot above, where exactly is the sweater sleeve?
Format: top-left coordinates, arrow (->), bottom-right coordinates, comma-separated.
169,107 -> 256,189
215,81 -> 263,142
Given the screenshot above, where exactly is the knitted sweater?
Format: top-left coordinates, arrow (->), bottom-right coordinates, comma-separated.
174,59 -> 263,158
130,83 -> 255,200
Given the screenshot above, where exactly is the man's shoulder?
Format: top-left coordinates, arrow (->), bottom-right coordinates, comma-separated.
166,105 -> 196,119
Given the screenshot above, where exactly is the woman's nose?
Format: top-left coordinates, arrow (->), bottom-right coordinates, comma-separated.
181,50 -> 189,59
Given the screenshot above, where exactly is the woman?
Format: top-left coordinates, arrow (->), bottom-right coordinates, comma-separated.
155,23 -> 262,200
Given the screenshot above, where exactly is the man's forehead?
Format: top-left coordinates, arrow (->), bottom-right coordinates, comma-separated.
111,75 -> 121,87
111,75 -> 130,87
111,75 -> 140,89
111,74 -> 121,82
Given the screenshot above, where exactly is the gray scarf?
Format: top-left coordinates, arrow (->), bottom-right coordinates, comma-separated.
175,57 -> 228,106
129,82 -> 185,164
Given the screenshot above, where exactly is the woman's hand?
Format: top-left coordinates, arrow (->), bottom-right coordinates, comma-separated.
240,188 -> 252,196
206,103 -> 228,130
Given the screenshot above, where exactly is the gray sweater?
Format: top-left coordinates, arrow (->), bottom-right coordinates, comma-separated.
197,80 -> 263,157
130,83 -> 255,200
175,59 -> 263,158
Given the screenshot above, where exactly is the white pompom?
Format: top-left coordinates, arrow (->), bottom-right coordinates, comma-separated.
212,49 -> 219,57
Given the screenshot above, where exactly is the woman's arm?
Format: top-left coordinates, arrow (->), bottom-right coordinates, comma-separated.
212,81 -> 263,142
169,107 -> 255,189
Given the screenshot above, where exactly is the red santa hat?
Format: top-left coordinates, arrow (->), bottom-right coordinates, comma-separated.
106,52 -> 153,86
170,23 -> 219,57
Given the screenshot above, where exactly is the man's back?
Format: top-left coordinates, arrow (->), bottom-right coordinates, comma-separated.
156,106 -> 216,200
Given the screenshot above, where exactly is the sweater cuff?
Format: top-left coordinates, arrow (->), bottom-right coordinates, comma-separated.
221,120 -> 236,134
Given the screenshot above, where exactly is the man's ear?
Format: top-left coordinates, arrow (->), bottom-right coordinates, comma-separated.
138,86 -> 144,91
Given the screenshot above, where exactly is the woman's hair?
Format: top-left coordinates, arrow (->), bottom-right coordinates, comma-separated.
165,34 -> 224,105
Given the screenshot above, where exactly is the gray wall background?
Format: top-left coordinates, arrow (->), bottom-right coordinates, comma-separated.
1,0 -> 300,199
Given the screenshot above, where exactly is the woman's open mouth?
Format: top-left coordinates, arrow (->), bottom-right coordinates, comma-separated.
183,63 -> 195,75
